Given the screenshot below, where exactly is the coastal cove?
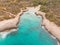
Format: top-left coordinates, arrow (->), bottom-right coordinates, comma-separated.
0,6 -> 58,45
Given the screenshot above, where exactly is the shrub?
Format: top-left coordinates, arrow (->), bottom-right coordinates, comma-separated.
39,0 -> 48,5
32,0 -> 48,6
45,12 -> 56,22
32,0 -> 40,6
40,5 -> 49,13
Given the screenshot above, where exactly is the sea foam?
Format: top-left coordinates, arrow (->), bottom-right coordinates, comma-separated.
0,29 -> 17,39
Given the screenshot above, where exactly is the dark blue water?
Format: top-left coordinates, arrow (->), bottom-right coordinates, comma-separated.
0,10 -> 58,45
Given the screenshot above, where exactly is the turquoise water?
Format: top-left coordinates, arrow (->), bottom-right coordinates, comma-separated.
0,10 -> 58,45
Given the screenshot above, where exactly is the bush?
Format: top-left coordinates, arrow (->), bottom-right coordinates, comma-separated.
32,0 -> 40,6
45,12 -> 56,22
39,0 -> 48,5
32,0 -> 48,6
40,5 -> 49,13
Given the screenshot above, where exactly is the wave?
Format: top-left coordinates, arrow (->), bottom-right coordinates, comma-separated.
0,29 -> 17,39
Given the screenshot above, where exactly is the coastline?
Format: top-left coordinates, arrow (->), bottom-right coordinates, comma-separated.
36,10 -> 60,45
25,6 -> 60,45
0,9 -> 24,32
26,5 -> 60,45
0,5 -> 41,38
0,5 -> 60,45
0,5 -> 40,32
36,11 -> 60,40
0,9 -> 28,38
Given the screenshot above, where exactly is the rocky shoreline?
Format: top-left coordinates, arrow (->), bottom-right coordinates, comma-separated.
0,9 -> 25,32
0,5 -> 60,45
25,5 -> 60,45
36,10 -> 60,45
0,8 -> 28,38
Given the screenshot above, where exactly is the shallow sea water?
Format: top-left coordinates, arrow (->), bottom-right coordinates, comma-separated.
0,10 -> 58,45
